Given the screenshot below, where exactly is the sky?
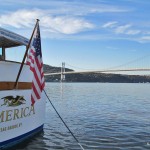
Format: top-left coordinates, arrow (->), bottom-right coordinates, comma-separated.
1,0 -> 150,71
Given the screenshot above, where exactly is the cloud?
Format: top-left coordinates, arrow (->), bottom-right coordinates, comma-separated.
115,24 -> 132,34
126,35 -> 150,43
114,24 -> 141,35
102,21 -> 118,28
140,36 -> 150,41
103,21 -> 141,36
143,31 -> 150,35
126,30 -> 141,35
0,0 -> 130,16
79,4 -> 129,14
41,16 -> 94,34
0,9 -> 42,28
0,9 -> 94,35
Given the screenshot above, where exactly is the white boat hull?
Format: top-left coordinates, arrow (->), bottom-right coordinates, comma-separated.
0,24 -> 46,149
0,89 -> 46,149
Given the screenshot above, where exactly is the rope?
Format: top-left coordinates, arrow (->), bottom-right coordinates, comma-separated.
43,90 -> 85,150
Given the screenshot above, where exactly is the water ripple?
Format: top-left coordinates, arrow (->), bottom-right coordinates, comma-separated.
15,83 -> 150,150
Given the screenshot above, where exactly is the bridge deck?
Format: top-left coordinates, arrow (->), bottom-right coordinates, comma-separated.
44,68 -> 150,76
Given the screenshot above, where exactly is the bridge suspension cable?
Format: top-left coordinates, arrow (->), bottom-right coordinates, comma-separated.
62,53 -> 150,75
45,53 -> 150,76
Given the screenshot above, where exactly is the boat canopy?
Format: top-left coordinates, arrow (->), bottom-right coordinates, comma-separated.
0,27 -> 29,48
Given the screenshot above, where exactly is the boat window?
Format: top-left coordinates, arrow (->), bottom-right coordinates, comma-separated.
5,46 -> 26,63
0,48 -> 2,60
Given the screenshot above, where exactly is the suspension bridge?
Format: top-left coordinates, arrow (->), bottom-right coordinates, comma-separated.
44,63 -> 150,81
44,53 -> 150,81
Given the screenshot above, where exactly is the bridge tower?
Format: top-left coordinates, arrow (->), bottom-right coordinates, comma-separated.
61,62 -> 65,82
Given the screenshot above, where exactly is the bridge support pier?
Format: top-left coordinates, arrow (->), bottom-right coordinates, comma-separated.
61,62 -> 65,82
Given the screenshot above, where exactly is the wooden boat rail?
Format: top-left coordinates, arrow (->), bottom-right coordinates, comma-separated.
0,82 -> 32,90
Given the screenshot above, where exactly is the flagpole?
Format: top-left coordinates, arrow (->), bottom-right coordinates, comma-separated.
14,19 -> 40,89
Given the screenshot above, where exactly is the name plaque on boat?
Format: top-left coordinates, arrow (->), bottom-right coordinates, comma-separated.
0,89 -> 45,145
0,95 -> 35,132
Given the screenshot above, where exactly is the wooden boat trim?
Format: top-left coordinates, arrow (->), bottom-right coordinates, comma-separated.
0,82 -> 32,90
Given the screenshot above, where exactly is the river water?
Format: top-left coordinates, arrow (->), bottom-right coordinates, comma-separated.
16,83 -> 150,150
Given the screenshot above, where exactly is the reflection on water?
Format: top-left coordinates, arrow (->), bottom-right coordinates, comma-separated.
16,83 -> 150,150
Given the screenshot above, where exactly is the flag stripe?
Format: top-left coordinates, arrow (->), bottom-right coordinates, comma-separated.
32,82 -> 40,99
33,62 -> 42,88
33,75 -> 42,94
31,95 -> 35,105
26,23 -> 45,105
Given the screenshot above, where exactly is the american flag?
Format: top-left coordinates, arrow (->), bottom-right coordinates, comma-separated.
26,22 -> 45,105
